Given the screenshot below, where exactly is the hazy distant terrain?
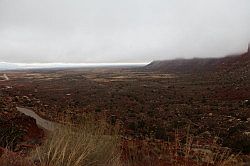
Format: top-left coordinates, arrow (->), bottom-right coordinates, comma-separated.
0,62 -> 147,70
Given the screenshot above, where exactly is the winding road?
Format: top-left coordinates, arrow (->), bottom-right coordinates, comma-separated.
16,107 -> 59,131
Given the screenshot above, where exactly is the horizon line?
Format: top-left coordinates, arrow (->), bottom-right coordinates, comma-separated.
0,62 -> 149,70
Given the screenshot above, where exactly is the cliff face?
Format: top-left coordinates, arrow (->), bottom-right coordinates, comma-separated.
144,46 -> 250,74
145,58 -> 219,73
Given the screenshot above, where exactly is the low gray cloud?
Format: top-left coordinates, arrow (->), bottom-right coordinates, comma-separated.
0,0 -> 250,63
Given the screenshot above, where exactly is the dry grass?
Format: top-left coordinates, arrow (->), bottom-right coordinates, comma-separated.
123,130 -> 244,166
169,131 -> 243,166
31,117 -> 122,166
0,118 -> 245,166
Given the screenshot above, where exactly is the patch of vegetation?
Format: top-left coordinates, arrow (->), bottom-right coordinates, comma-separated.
31,117 -> 122,166
223,133 -> 250,154
0,124 -> 24,150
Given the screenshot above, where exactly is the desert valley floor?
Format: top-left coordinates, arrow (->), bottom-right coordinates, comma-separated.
0,53 -> 250,165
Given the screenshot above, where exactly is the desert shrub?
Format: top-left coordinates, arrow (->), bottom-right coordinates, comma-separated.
223,133 -> 250,153
32,117 -> 122,166
154,126 -> 168,140
110,115 -> 117,125
0,125 -> 24,150
170,120 -> 187,129
95,108 -> 101,113
128,121 -> 136,131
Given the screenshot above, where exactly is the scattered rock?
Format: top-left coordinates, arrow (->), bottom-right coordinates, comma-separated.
243,132 -> 250,136
244,100 -> 250,106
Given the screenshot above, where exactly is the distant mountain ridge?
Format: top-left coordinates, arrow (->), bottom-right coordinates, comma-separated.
144,46 -> 250,74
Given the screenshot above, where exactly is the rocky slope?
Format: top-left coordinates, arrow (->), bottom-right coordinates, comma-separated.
144,46 -> 250,74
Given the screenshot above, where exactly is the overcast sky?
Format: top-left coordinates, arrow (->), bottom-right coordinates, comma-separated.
0,0 -> 250,63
